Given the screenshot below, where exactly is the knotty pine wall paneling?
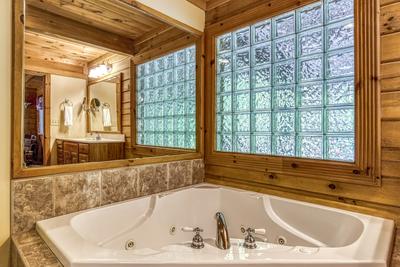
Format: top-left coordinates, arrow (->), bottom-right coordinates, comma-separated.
204,0 -> 400,223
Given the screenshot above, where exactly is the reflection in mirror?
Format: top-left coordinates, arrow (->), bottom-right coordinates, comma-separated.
23,72 -> 48,167
88,74 -> 122,133
21,4 -> 197,171
22,31 -> 130,168
90,98 -> 101,112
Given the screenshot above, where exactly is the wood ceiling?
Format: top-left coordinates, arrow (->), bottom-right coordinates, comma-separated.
24,0 -> 204,67
25,32 -> 109,67
23,0 -> 181,77
23,0 -> 230,78
26,0 -> 168,40
205,0 -> 270,25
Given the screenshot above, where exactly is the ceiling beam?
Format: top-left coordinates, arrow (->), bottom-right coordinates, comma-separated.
134,27 -> 187,55
187,0 -> 206,10
116,0 -> 204,37
133,33 -> 198,65
87,53 -> 130,69
25,58 -> 86,79
133,25 -> 174,47
25,5 -> 135,55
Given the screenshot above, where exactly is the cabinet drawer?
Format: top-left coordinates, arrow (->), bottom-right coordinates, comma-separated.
56,140 -> 63,149
63,151 -> 72,164
64,142 -> 78,153
79,153 -> 89,163
71,152 -> 79,164
57,151 -> 63,158
57,155 -> 64,165
79,143 -> 89,154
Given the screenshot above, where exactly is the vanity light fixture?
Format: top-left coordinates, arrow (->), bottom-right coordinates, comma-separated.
88,63 -> 112,79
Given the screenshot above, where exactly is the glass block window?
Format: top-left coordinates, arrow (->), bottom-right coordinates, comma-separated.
215,0 -> 355,162
136,45 -> 196,149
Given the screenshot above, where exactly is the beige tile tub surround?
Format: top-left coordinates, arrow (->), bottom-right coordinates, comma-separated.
12,159 -> 204,234
168,160 -> 193,189
12,179 -> 54,234
101,167 -> 139,205
54,172 -> 101,216
192,159 -> 205,184
12,231 -> 62,267
138,164 -> 168,195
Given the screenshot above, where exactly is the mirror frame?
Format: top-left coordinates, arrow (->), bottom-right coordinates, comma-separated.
87,73 -> 122,134
12,0 -> 203,179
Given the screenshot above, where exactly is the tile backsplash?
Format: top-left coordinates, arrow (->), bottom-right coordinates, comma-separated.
11,159 -> 204,234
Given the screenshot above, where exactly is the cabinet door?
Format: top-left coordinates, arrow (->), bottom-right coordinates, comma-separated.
79,143 -> 89,154
63,141 -> 79,164
63,150 -> 72,164
71,152 -> 79,164
57,148 -> 64,164
64,142 -> 79,153
79,153 -> 89,163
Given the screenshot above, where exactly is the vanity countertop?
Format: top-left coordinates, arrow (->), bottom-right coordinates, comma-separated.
57,137 -> 125,144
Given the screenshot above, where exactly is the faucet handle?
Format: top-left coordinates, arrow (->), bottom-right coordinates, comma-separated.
240,226 -> 265,249
254,228 -> 266,235
181,227 -> 203,233
181,227 -> 204,249
240,226 -> 266,235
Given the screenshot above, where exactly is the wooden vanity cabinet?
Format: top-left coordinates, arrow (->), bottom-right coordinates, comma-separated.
63,142 -> 79,164
56,139 -> 124,164
56,140 -> 64,164
78,143 -> 89,163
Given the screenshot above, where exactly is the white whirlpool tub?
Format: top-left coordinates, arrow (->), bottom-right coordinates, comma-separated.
37,184 -> 395,267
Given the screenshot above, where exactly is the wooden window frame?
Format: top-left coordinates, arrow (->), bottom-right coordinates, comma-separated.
131,37 -> 205,158
205,0 -> 381,186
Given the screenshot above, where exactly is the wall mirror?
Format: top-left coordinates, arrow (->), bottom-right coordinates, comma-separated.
88,74 -> 122,133
13,1 -> 203,178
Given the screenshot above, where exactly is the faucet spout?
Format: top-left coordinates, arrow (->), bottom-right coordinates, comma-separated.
215,212 -> 230,250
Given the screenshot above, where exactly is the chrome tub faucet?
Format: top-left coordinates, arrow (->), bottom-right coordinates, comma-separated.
215,212 -> 230,250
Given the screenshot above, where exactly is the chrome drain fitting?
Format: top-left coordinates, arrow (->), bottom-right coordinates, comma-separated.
170,226 -> 177,235
125,239 -> 135,250
277,236 -> 287,245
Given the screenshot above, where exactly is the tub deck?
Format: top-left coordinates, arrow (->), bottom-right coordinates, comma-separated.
35,184 -> 395,267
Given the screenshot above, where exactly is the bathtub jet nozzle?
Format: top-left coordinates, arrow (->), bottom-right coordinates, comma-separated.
215,212 -> 231,250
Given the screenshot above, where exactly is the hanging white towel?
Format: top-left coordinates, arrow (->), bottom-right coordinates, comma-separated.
64,105 -> 73,127
102,106 -> 112,127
